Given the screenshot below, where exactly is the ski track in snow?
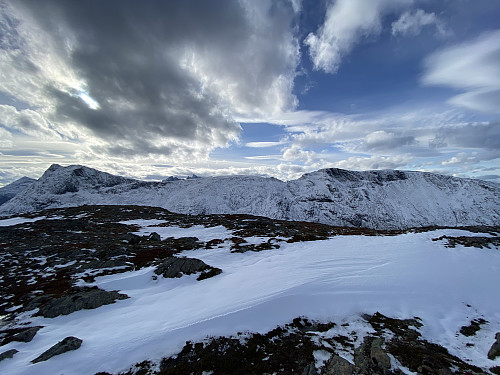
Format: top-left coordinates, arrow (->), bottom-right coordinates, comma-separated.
1,223 -> 499,375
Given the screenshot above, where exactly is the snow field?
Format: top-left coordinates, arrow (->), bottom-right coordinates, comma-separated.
1,223 -> 499,374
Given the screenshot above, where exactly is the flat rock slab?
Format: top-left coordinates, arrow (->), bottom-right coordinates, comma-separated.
32,336 -> 82,363
36,287 -> 129,318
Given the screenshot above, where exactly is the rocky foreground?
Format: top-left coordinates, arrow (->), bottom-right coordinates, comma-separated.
0,205 -> 499,374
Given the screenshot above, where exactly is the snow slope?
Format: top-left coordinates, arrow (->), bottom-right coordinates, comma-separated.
1,221 -> 499,375
0,177 -> 36,206
0,164 -> 499,229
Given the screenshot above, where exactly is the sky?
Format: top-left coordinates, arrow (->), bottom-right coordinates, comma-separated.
0,0 -> 499,186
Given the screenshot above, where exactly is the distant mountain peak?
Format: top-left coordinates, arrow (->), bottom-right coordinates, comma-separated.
0,164 -> 498,229
0,176 -> 36,206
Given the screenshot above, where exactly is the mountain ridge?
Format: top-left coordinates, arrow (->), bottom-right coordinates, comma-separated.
0,176 -> 36,206
0,164 -> 498,229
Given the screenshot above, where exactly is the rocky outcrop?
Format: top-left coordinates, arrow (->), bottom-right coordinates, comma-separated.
488,332 -> 500,360
302,363 -> 318,375
154,257 -> 222,280
370,337 -> 391,371
10,326 -> 42,343
0,349 -> 18,362
35,287 -> 128,318
31,336 -> 82,363
322,355 -> 354,375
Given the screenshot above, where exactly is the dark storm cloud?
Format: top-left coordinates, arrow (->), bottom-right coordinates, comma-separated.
431,122 -> 500,150
6,0 -> 298,156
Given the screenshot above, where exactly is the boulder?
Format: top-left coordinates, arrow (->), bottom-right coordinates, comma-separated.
155,257 -> 210,278
37,287 -> 128,318
323,355 -> 354,375
148,232 -> 161,241
11,326 -> 42,343
371,337 -> 391,371
124,233 -> 141,244
0,349 -> 18,362
302,363 -> 318,375
488,332 -> 500,360
32,336 -> 82,363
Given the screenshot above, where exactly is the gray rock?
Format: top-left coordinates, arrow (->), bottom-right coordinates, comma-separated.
32,336 -> 82,363
37,287 -> 129,318
80,259 -> 129,270
11,326 -> 42,343
488,332 -> 500,360
154,257 -> 210,278
354,338 -> 371,374
302,363 -> 318,375
323,355 -> 354,375
148,232 -> 161,241
124,232 -> 141,244
0,349 -> 18,362
371,337 -> 391,371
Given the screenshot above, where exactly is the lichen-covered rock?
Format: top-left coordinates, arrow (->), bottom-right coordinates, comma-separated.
36,287 -> 128,318
488,332 -> 500,360
0,349 -> 18,362
370,337 -> 391,371
31,336 -> 82,363
323,355 -> 354,375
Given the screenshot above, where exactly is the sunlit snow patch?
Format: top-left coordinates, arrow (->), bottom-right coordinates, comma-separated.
0,216 -> 45,227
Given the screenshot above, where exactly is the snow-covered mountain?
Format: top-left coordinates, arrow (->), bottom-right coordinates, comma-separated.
0,164 -> 499,229
0,176 -> 36,206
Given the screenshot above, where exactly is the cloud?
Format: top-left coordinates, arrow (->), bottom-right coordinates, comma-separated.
245,141 -> 286,148
0,126 -> 12,148
391,9 -> 447,37
0,0 -> 300,159
304,0 -> 412,73
441,152 -> 477,166
431,122 -> 500,150
333,154 -> 413,170
364,130 -> 415,150
0,105 -> 60,139
422,30 -> 500,114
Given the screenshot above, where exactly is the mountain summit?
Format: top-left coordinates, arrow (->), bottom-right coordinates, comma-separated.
0,164 -> 498,229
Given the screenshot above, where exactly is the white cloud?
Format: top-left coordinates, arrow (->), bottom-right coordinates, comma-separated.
333,154 -> 413,170
422,30 -> 500,114
245,141 -> 286,148
304,0 -> 413,73
0,105 -> 60,139
441,152 -> 477,166
391,9 -> 447,37
0,127 -> 12,148
282,145 -> 318,163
